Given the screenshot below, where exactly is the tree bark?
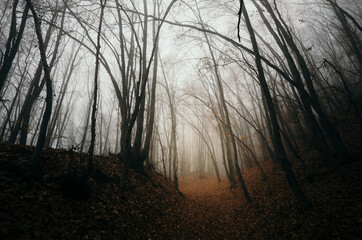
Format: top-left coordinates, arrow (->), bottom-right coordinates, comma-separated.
0,1 -> 28,96
242,2 -> 311,210
27,0 -> 54,171
87,0 -> 106,177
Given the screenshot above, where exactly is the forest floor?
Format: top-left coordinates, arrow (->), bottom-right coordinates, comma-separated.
0,124 -> 361,239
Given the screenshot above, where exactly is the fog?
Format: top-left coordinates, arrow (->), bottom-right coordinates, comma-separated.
0,0 -> 361,184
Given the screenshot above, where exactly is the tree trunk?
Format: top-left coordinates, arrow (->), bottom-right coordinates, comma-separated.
0,1 -> 28,95
87,0 -> 106,177
27,0 -> 53,171
202,26 -> 251,202
242,2 -> 311,209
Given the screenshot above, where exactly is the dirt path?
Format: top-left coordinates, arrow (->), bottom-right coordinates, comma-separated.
165,158 -> 362,240
173,175 -> 246,239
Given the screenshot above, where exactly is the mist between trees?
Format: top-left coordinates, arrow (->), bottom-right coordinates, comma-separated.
0,0 -> 361,208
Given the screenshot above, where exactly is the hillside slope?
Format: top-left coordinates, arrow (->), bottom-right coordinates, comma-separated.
0,122 -> 361,239
0,144 -> 182,239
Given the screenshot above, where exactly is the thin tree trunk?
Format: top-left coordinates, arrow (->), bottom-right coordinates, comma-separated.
27,0 -> 53,171
80,93 -> 93,153
0,1 -> 28,95
203,29 -> 251,202
87,0 -> 106,177
242,2 -> 311,209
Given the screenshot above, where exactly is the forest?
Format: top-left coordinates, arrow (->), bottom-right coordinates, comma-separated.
0,0 -> 361,239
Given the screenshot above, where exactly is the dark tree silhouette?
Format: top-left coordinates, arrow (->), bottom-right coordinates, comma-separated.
26,0 -> 53,171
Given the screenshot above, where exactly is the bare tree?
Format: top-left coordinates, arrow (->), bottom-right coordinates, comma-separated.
9,2 -> 65,145
0,0 -> 29,96
160,57 -> 182,193
26,0 -> 54,171
241,1 -> 311,210
87,0 -> 107,177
